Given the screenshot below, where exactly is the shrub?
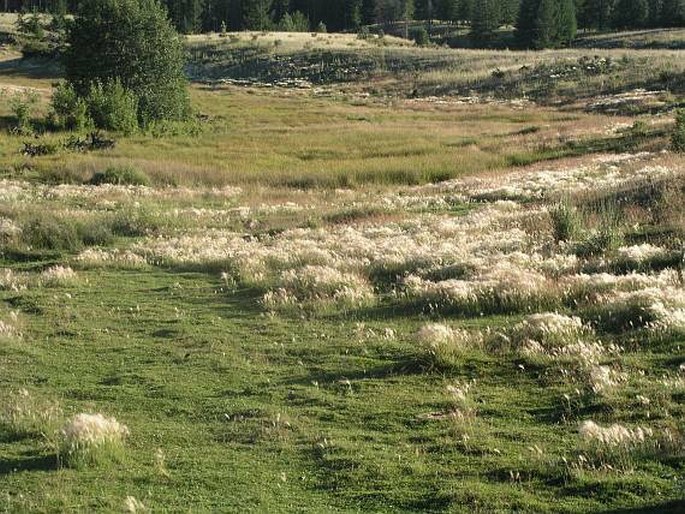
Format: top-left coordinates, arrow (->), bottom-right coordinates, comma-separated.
86,81 -> 139,135
672,110 -> 685,152
550,202 -> 580,242
21,216 -> 81,252
65,0 -> 190,126
9,91 -> 39,135
90,165 -> 150,186
50,82 -> 92,131
409,26 -> 430,46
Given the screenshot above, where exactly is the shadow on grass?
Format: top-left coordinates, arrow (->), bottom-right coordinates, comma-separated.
0,56 -> 62,80
601,500 -> 685,514
0,454 -> 58,475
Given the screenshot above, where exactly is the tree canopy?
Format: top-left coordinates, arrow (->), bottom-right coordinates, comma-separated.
65,0 -> 190,126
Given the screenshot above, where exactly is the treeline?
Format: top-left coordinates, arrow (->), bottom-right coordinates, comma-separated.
157,0 -> 685,35
2,0 -> 684,46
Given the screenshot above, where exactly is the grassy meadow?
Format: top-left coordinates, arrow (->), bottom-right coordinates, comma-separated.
0,25 -> 684,513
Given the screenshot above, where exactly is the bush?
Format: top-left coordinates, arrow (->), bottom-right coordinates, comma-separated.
550,202 -> 580,242
409,26 -> 430,46
50,82 -> 92,131
21,216 -> 81,252
86,81 -> 139,135
90,165 -> 150,186
672,110 -> 685,152
279,11 -> 310,32
9,91 -> 39,135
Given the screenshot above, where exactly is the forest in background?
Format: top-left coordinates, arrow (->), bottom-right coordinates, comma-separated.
1,0 -> 684,47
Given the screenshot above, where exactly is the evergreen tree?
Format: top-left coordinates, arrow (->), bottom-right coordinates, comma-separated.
361,0 -> 377,24
244,0 -> 272,28
661,0 -> 685,25
515,0 -> 539,46
65,0 -> 189,125
471,0 -> 500,39
533,0 -> 557,47
345,0 -> 362,28
613,0 -> 648,27
557,0 -> 576,44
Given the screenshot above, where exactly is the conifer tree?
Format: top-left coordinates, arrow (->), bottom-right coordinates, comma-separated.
613,0 -> 648,27
470,0 -> 500,39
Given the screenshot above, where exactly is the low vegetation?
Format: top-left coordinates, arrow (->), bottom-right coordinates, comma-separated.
0,15 -> 683,514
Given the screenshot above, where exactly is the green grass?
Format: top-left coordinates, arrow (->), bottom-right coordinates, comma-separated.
1,266 -> 682,512
1,29 -> 684,513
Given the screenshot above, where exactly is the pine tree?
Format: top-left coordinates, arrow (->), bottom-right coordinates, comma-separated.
661,0 -> 685,25
613,0 -> 648,27
533,0 -> 557,48
470,0 -> 500,40
516,0 -> 539,47
557,0 -> 577,45
244,0 -> 272,29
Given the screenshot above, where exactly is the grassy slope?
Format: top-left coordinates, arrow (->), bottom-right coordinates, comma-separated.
0,30 -> 684,513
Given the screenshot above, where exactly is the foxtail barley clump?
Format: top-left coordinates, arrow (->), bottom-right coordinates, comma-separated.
509,313 -> 604,364
262,265 -> 374,311
124,496 -> 148,513
0,388 -> 62,437
592,287 -> 685,334
576,420 -> 658,471
415,323 -> 480,370
0,268 -> 29,291
40,265 -> 77,287
0,310 -> 21,339
59,413 -> 129,468
75,248 -> 147,268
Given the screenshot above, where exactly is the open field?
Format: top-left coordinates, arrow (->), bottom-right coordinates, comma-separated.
0,29 -> 684,513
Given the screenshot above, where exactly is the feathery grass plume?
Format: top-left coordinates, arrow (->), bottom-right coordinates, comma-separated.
510,313 -> 626,395
0,268 -> 29,291
75,248 -> 147,268
591,287 -> 685,334
58,413 -> 129,468
509,312 -> 596,359
0,389 -> 63,438
585,365 -> 627,395
415,323 -> 480,370
577,420 -> 658,470
40,265 -> 77,287
0,310 -> 21,339
446,381 -> 477,422
262,265 -> 374,312
0,217 -> 22,244
123,496 -> 148,513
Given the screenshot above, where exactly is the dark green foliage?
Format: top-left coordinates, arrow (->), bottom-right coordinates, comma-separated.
550,202 -> 580,242
471,0 -> 501,40
65,0 -> 190,127
8,91 -> 39,135
517,0 -> 577,48
90,166 -> 151,186
279,10 -> 310,31
409,25 -> 429,45
557,0 -> 577,45
243,0 -> 273,29
672,110 -> 685,152
49,82 -> 91,131
85,81 -> 139,135
613,0 -> 648,28
21,215 -> 81,252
